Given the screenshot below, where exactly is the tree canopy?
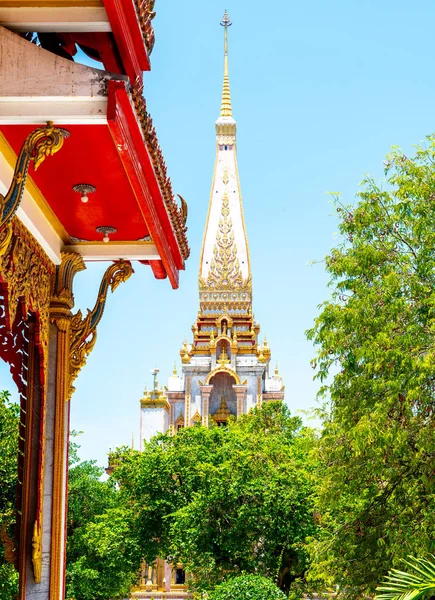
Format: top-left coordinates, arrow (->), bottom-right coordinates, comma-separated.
111,402 -> 316,594
66,435 -> 142,600
207,574 -> 288,600
307,136 -> 435,597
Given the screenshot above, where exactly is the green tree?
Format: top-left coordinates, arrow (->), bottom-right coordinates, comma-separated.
307,136 -> 435,597
66,437 -> 142,600
0,390 -> 19,600
112,402 -> 316,594
208,574 -> 287,600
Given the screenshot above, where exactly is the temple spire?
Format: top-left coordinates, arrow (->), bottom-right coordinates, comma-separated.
220,10 -> 232,118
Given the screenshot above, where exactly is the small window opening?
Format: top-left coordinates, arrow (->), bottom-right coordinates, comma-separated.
176,569 -> 186,584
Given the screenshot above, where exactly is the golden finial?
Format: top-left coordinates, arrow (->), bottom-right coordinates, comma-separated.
220,10 -> 232,117
274,362 -> 279,376
173,362 -> 178,376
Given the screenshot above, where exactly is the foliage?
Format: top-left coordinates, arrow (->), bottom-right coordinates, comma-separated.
112,402 -> 316,593
66,437 -> 142,600
207,574 -> 288,600
375,555 -> 435,600
307,136 -> 435,596
0,390 -> 19,599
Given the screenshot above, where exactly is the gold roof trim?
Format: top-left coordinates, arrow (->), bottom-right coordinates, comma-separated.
205,364 -> 241,385
140,388 -> 170,410
131,87 -> 190,261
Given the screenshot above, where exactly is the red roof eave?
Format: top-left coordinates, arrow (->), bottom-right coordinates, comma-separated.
103,0 -> 150,87
107,80 -> 183,289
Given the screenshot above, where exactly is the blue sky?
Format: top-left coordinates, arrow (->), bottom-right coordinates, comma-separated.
2,0 -> 435,466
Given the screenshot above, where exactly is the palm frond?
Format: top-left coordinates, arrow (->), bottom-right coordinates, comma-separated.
375,556 -> 435,600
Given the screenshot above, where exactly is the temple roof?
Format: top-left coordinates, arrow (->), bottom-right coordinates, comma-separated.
198,12 -> 251,314
0,0 -> 190,288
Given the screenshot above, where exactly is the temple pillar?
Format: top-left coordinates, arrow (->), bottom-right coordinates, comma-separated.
20,252 -> 85,600
199,384 -> 213,426
184,376 -> 191,426
17,319 -> 44,600
233,385 -> 247,417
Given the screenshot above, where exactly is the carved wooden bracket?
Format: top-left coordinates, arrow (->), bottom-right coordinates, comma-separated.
68,260 -> 134,400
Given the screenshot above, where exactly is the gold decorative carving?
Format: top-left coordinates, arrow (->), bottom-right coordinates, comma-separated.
191,410 -> 201,425
0,218 -> 53,370
133,0 -> 156,55
68,260 -> 133,400
212,396 -> 232,424
257,376 -> 262,407
199,192 -> 250,293
1,524 -> 17,566
51,252 -> 86,311
205,365 -> 241,385
217,343 -> 230,365
0,224 -> 12,257
180,339 -> 191,364
174,414 -> 185,431
32,520 -> 42,583
0,122 -> 67,241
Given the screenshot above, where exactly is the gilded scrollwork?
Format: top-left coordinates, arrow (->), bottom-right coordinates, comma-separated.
0,218 -> 53,371
0,122 -> 67,245
68,260 -> 134,400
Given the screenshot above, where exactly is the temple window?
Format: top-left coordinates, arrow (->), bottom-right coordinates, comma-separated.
174,415 -> 185,432
175,569 -> 186,584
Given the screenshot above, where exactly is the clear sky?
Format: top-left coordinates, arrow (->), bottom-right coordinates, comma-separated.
2,0 -> 435,466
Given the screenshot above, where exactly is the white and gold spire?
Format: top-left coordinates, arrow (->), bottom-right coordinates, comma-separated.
220,9 -> 232,118
199,11 -> 251,316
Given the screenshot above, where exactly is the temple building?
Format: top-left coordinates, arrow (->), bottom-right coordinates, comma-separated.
140,10 -> 284,446
0,2 -> 189,599
133,12 -> 284,599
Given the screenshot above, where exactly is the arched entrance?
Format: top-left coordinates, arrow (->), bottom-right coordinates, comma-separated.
209,372 -> 237,425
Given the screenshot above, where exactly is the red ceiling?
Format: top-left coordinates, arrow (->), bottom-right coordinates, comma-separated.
1,124 -> 150,242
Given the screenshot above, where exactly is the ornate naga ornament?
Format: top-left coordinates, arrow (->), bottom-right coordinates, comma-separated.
32,520 -> 42,583
0,122 -> 67,255
68,260 -> 134,399
1,524 -> 17,567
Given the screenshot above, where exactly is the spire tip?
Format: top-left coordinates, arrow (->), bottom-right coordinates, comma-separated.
220,10 -> 232,27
